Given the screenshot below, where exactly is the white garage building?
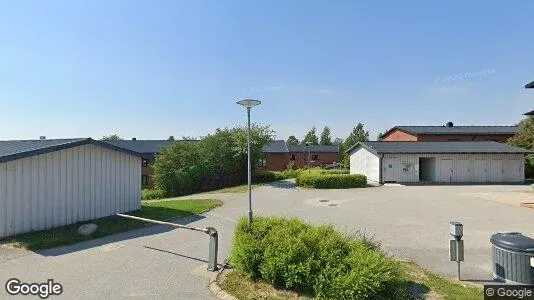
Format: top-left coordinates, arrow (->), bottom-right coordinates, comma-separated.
348,141 -> 529,184
0,138 -> 142,239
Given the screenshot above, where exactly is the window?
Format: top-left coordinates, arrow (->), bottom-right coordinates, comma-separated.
142,159 -> 150,167
290,155 -> 296,161
311,154 -> 319,160
258,158 -> 267,167
141,175 -> 149,186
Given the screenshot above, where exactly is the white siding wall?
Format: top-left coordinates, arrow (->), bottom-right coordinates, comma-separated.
0,144 -> 141,239
349,147 -> 380,182
381,153 -> 524,183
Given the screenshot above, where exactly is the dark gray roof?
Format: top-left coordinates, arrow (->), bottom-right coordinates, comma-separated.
105,140 -> 197,154
262,140 -> 288,153
0,138 -> 141,163
524,110 -> 534,116
526,81 -> 534,88
263,140 -> 339,153
287,144 -> 339,153
387,125 -> 518,136
348,141 -> 530,155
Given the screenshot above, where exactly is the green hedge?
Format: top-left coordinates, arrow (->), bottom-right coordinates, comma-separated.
253,171 -> 286,183
319,169 -> 350,175
230,216 -> 404,299
296,174 -> 367,189
141,189 -> 167,200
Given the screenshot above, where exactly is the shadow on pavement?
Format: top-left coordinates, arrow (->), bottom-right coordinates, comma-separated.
143,245 -> 225,268
37,214 -> 205,257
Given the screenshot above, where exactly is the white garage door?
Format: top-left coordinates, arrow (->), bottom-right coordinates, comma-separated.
439,159 -> 452,182
455,159 -> 471,182
505,159 -> 522,182
474,159 -> 487,182
383,158 -> 397,182
490,159 -> 503,182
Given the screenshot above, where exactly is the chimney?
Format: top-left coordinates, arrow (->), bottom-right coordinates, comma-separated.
39,136 -> 46,140
132,137 -> 137,141
446,122 -> 454,127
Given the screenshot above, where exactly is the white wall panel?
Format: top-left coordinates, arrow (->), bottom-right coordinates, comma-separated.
0,143 -> 141,239
349,147 -> 380,182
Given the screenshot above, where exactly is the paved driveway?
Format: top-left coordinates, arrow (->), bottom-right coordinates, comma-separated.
0,183 -> 533,299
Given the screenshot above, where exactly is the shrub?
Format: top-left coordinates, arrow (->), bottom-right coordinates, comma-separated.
281,168 -> 302,179
230,216 -> 402,299
253,171 -> 285,183
320,169 -> 350,175
286,161 -> 299,170
141,189 -> 167,200
296,174 -> 367,189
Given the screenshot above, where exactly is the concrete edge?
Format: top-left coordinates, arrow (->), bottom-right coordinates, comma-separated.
207,259 -> 237,300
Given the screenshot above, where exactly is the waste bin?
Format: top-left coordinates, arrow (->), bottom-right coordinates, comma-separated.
490,232 -> 534,284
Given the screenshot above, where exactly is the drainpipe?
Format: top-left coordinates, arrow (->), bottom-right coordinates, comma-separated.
379,154 -> 384,184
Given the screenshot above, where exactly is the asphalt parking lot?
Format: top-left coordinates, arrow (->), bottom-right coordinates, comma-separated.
0,182 -> 533,299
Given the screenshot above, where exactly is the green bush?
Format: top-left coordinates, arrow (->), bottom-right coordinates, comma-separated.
253,171 -> 285,183
141,189 -> 167,200
286,161 -> 299,170
319,169 -> 350,175
281,168 -> 302,179
230,216 -> 402,299
296,174 -> 367,189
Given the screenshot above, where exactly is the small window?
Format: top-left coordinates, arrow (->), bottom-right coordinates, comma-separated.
290,155 -> 296,161
311,154 -> 319,160
142,159 -> 150,167
258,158 -> 267,167
141,175 -> 149,186
388,163 -> 393,168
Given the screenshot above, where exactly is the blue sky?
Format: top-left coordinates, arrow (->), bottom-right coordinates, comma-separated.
1,1 -> 533,141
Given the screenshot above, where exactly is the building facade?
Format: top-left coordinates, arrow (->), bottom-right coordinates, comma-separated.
348,141 -> 528,184
0,138 -> 141,239
261,140 -> 340,171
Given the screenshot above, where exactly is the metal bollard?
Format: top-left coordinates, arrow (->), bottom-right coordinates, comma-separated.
206,227 -> 218,271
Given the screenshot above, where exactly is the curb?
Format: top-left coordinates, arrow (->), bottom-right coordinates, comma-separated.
208,260 -> 237,300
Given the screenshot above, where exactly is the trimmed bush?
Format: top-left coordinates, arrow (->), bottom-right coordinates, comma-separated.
320,169 -> 350,175
296,174 -> 367,189
253,171 -> 285,183
230,216 -> 402,299
281,168 -> 302,179
141,189 -> 167,200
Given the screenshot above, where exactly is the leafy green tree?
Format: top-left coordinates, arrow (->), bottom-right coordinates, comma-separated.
168,136 -> 175,141
302,127 -> 319,145
333,137 -> 344,145
376,131 -> 385,141
320,126 -> 333,145
508,117 -> 534,178
101,134 -> 124,141
509,117 -> 534,149
286,136 -> 299,146
341,123 -> 370,167
153,124 -> 274,196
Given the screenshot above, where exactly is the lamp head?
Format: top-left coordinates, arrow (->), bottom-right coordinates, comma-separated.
236,99 -> 261,108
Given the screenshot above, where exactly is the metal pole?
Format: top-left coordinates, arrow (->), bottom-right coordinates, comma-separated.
456,240 -> 461,280
247,107 -> 253,230
116,213 -> 208,233
206,227 -> 218,271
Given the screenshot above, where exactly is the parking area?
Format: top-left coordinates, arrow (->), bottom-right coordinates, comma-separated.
0,183 -> 532,299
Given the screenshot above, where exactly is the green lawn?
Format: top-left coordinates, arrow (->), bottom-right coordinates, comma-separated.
0,199 -> 222,251
219,261 -> 483,300
199,183 -> 264,194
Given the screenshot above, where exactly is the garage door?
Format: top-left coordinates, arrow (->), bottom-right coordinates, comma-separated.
505,159 -> 522,182
455,159 -> 471,182
439,159 -> 452,182
474,159 -> 487,182
383,158 -> 397,182
490,159 -> 503,182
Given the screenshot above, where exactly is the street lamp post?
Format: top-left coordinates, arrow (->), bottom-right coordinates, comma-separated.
236,99 -> 262,230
